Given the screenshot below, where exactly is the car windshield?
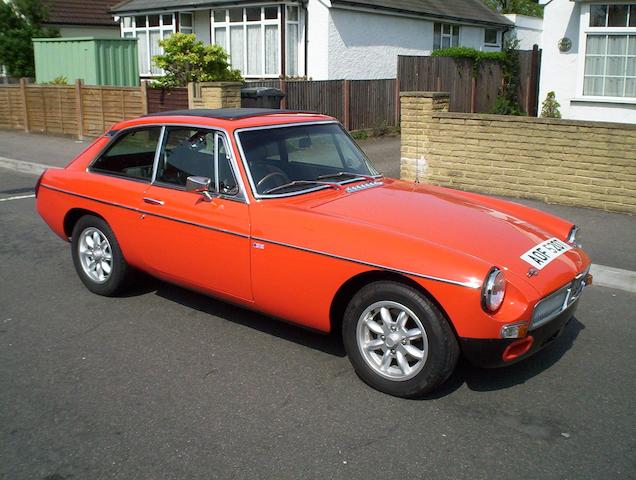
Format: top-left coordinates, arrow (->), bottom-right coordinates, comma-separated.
238,123 -> 380,196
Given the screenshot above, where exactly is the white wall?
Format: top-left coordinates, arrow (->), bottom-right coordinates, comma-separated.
327,8 -> 434,79
539,0 -> 636,122
504,14 -> 542,49
306,0 -> 331,80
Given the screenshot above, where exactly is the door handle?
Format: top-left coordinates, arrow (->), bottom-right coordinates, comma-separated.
143,197 -> 164,206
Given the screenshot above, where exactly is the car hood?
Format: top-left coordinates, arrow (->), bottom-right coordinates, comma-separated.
308,179 -> 588,293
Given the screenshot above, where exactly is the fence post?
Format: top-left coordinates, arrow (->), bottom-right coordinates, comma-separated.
279,78 -> 287,109
19,78 -> 29,133
529,44 -> 540,116
140,79 -> 148,115
394,77 -> 401,126
343,79 -> 351,130
75,79 -> 84,140
471,76 -> 477,113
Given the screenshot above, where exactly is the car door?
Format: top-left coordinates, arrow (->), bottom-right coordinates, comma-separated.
139,126 -> 252,302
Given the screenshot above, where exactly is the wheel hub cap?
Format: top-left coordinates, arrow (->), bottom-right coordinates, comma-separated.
356,300 -> 429,381
78,227 -> 112,284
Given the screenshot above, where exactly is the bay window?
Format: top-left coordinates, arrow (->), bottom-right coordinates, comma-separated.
583,4 -> 636,98
121,12 -> 193,76
212,5 -> 301,78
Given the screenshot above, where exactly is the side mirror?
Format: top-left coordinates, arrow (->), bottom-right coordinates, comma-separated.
186,176 -> 215,201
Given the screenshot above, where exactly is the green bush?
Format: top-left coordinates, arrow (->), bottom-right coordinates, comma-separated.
151,33 -> 242,88
540,91 -> 561,118
41,75 -> 68,85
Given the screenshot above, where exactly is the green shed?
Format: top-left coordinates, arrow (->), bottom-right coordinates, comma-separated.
33,37 -> 139,87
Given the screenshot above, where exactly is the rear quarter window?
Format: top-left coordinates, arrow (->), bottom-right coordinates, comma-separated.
91,127 -> 161,181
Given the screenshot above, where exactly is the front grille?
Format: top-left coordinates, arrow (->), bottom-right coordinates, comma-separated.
530,269 -> 589,330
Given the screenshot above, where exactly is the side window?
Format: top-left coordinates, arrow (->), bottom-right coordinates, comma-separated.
156,127 -> 239,196
91,127 -> 161,180
156,128 -> 216,186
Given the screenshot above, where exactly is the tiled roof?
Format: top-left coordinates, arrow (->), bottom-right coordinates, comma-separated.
42,0 -> 119,26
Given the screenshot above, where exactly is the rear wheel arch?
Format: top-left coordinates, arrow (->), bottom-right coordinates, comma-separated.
64,208 -> 107,239
329,270 -> 455,337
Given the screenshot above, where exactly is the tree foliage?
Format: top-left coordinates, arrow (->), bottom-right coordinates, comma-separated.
491,37 -> 524,115
540,91 -> 562,118
0,0 -> 59,78
152,33 -> 242,87
483,0 -> 543,17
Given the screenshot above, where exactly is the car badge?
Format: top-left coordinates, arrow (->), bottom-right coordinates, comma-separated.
527,268 -> 539,278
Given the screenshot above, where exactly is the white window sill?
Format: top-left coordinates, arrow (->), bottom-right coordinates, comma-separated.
572,96 -> 636,105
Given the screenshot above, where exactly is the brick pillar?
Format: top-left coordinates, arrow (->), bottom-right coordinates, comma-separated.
400,92 -> 449,182
187,82 -> 243,109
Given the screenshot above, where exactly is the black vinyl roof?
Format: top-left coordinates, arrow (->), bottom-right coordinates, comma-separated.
144,108 -> 321,120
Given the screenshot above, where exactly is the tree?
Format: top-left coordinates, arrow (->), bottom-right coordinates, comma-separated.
540,91 -> 562,118
0,0 -> 59,78
152,33 -> 242,87
483,0 -> 543,17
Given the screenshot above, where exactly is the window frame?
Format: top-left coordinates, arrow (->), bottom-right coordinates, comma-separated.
89,124 -> 248,203
88,126 -> 163,183
484,28 -> 500,47
577,3 -> 636,102
234,121 -> 381,200
433,22 -> 461,50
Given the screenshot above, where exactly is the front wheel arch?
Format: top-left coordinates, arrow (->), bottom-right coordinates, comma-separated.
329,270 -> 455,337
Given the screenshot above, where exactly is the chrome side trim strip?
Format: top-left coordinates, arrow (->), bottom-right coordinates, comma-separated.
251,236 -> 480,289
42,184 -> 478,289
40,184 -> 249,239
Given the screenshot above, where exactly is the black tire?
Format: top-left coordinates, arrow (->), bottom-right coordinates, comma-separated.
71,215 -> 131,296
342,281 -> 459,398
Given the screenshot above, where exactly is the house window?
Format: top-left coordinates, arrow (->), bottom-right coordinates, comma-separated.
121,14 -> 186,76
484,29 -> 499,46
584,4 -> 636,97
434,23 -> 460,50
212,5 -> 299,78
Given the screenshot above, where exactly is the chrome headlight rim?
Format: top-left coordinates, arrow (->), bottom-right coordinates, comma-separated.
481,267 -> 506,313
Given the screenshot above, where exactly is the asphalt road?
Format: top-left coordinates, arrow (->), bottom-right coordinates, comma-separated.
1,169 -> 635,479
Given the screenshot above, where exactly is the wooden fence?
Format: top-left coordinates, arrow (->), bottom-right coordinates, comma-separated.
147,87 -> 188,113
398,48 -> 541,115
0,79 -> 146,139
243,78 -> 399,130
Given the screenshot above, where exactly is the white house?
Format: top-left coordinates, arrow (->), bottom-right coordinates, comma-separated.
109,0 -> 512,80
504,13 -> 543,49
539,0 -> 636,122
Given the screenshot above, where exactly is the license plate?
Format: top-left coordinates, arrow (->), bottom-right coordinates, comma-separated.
520,238 -> 572,270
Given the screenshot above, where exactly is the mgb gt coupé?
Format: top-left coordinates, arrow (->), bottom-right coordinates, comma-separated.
36,108 -> 592,397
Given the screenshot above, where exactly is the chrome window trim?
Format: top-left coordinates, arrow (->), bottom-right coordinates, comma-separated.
233,120 -> 382,200
87,125 -> 163,183
88,122 -> 249,204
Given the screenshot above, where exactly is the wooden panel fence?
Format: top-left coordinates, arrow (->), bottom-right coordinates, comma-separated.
146,87 -> 189,113
398,48 -> 541,115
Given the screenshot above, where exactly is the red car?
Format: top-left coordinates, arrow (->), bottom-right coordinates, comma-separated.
36,109 -> 592,397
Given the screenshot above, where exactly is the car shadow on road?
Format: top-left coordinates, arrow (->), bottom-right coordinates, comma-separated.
130,275 -> 585,397
148,278 -> 347,358
423,317 -> 586,399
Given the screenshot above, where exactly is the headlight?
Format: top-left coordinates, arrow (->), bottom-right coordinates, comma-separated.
567,225 -> 579,245
481,268 -> 506,313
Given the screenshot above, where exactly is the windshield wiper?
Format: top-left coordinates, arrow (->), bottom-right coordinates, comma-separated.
316,171 -> 382,181
264,180 -> 343,195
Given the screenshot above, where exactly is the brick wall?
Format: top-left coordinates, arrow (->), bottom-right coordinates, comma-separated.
188,82 -> 242,109
400,92 -> 636,214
